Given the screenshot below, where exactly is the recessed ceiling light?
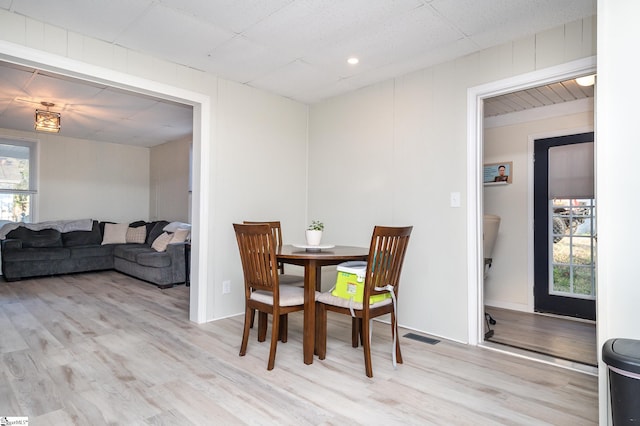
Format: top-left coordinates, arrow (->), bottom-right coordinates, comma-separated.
347,57 -> 359,65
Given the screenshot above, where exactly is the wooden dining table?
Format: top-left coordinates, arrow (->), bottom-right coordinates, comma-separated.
276,244 -> 369,364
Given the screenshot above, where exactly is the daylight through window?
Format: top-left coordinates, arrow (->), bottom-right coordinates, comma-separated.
0,139 -> 37,223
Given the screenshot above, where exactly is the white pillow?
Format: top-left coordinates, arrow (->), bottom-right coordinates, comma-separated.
102,223 -> 128,245
170,228 -> 190,243
163,221 -> 191,233
126,225 -> 147,244
151,232 -> 173,252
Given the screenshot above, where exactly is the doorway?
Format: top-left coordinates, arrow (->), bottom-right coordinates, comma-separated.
0,41 -> 211,323
482,126 -> 596,367
467,56 -> 597,366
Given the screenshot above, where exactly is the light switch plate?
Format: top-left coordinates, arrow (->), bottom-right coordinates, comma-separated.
450,192 -> 461,208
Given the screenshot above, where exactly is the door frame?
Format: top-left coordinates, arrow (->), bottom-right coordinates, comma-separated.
466,56 -> 597,345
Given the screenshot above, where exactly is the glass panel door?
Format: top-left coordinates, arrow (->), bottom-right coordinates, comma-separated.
533,132 -> 595,320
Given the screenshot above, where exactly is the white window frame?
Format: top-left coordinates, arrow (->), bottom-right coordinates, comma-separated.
0,137 -> 38,223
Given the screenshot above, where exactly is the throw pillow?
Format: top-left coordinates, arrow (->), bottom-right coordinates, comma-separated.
126,225 -> 147,244
163,221 -> 191,233
62,221 -> 101,247
7,227 -> 62,248
170,228 -> 190,244
146,221 -> 169,245
101,223 -> 128,245
151,232 -> 172,252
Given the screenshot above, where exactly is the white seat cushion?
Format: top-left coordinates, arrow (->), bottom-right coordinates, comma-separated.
315,291 -> 393,310
250,285 -> 305,306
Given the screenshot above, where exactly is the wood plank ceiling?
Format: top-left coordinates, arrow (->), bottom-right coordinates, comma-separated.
484,78 -> 594,117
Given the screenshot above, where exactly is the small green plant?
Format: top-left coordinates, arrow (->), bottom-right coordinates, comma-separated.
307,220 -> 324,231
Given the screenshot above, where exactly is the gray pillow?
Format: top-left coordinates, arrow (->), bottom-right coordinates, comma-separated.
6,227 -> 62,248
62,220 -> 101,247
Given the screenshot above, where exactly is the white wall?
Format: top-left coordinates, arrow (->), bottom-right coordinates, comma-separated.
483,106 -> 594,311
309,17 -> 596,343
0,127 -> 150,223
597,1 -> 640,424
0,9 -> 309,322
211,79 -> 309,318
150,136 -> 191,223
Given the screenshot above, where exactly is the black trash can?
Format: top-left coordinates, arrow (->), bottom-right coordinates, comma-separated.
602,338 -> 640,425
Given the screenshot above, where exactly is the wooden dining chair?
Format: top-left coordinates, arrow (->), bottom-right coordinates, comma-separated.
315,225 -> 413,378
243,221 -> 304,338
234,223 -> 305,370
243,220 -> 304,285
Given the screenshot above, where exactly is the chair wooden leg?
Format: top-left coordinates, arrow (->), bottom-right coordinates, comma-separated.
239,307 -> 252,356
316,303 -> 327,359
393,312 -> 403,364
351,317 -> 360,347
361,315 -> 373,378
279,314 -> 288,343
249,309 -> 255,328
258,312 -> 268,342
267,312 -> 279,370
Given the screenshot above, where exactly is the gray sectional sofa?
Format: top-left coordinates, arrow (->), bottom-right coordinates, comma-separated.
1,220 -> 186,288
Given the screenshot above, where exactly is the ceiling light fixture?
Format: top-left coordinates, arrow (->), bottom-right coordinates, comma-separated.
347,57 -> 359,65
35,102 -> 61,133
576,74 -> 596,87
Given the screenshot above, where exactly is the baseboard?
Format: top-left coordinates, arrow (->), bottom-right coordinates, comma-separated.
484,299 -> 530,312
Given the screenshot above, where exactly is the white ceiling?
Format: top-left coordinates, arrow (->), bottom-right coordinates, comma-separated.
0,0 -> 596,146
0,62 -> 193,147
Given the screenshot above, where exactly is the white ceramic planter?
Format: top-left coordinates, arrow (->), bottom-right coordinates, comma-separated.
305,230 -> 322,246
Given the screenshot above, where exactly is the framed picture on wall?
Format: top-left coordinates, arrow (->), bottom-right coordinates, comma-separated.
484,161 -> 513,184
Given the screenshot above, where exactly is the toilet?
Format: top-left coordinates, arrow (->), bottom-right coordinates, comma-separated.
483,214 -> 501,331
483,214 -> 501,273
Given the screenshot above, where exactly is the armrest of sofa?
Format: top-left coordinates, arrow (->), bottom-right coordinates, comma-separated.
1,239 -> 23,251
166,242 -> 187,282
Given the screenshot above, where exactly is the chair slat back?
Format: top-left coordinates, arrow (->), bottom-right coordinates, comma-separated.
365,226 -> 413,300
243,221 -> 285,274
234,223 -> 280,296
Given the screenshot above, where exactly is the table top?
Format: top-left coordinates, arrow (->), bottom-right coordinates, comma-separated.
277,244 -> 369,261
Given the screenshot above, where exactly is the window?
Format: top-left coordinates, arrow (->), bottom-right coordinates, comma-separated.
550,198 -> 596,299
0,138 -> 37,223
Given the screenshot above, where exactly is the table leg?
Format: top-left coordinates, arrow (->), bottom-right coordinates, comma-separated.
303,260 -> 317,364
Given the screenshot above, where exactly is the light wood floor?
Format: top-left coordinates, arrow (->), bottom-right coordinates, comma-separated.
485,307 -> 597,367
1,271 -> 598,425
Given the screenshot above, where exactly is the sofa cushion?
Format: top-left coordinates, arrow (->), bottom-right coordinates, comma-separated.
170,228 -> 190,243
151,232 -> 172,252
129,220 -> 147,228
5,227 -> 62,248
146,221 -> 169,245
163,221 -> 191,232
62,220 -> 102,247
102,223 -> 128,244
113,245 -> 150,262
126,225 -> 147,244
70,245 -> 115,258
2,247 -> 70,262
136,251 -> 171,268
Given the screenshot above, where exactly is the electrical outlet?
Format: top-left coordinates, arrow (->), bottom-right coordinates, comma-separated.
222,280 -> 231,294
